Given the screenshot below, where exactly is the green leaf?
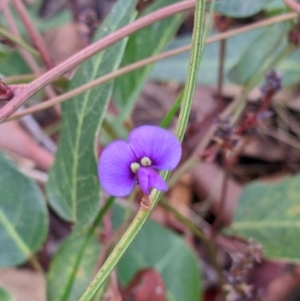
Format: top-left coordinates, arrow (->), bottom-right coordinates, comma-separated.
214,0 -> 272,18
117,220 -> 201,301
47,233 -> 100,301
151,28 -> 262,85
228,23 -> 290,85
229,175 -> 300,262
0,48 -> 31,76
277,48 -> 300,87
0,287 -> 15,301
0,154 -> 48,267
113,0 -> 184,122
46,0 -> 137,229
264,0 -> 287,16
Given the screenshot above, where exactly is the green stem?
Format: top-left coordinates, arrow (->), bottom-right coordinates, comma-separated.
0,25 -> 39,56
29,255 -> 45,276
78,1 -> 206,301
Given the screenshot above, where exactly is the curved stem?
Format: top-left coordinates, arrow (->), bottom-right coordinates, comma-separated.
284,0 -> 300,13
0,0 -> 56,100
0,25 -> 39,56
78,1 -> 206,301
1,0 -> 41,74
7,11 -> 296,122
3,74 -> 36,84
0,0 -> 195,122
10,0 -> 54,69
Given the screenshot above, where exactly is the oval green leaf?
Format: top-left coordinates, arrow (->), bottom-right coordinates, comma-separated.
117,220 -> 201,301
229,175 -> 300,262
0,154 -> 48,267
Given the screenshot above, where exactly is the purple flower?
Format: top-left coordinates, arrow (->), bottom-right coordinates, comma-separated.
98,125 -> 181,197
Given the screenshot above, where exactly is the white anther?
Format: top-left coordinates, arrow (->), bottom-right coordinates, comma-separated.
141,156 -> 152,167
130,162 -> 140,173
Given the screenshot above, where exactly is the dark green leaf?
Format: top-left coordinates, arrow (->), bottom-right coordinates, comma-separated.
113,0 -> 184,122
229,175 -> 300,262
117,220 -> 201,301
47,233 -> 100,301
0,154 -> 48,267
0,47 -> 31,76
214,0 -> 272,18
46,0 -> 137,229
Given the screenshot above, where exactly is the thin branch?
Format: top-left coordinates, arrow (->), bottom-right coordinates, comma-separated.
1,0 -> 56,100
0,24 -> 39,56
3,74 -> 36,84
0,0 -> 196,122
1,0 -> 40,74
10,0 -> 54,69
284,0 -> 300,13
6,11 -> 297,121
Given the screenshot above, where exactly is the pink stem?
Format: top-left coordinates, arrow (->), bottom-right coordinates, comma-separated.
284,0 -> 300,13
0,0 -> 56,100
0,0 -> 195,122
10,0 -> 54,69
0,0 -> 40,73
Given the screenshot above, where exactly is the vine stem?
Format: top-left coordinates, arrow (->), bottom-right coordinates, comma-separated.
78,1 -> 206,301
10,0 -> 54,69
1,0 -> 56,101
0,0 -> 195,122
284,0 -> 300,13
0,25 -> 39,56
6,11 -> 296,122
1,0 -> 41,74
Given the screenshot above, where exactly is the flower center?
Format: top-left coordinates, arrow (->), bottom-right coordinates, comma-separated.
141,156 -> 152,166
130,162 -> 140,174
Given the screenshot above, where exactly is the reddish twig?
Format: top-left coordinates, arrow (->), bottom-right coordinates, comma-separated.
0,0 -> 195,122
10,0 -> 54,69
284,0 -> 300,13
4,12 -> 296,122
1,0 -> 40,74
0,0 -> 56,100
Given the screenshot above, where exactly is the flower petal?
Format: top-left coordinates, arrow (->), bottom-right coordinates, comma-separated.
137,167 -> 168,195
98,140 -> 136,197
129,125 -> 181,170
